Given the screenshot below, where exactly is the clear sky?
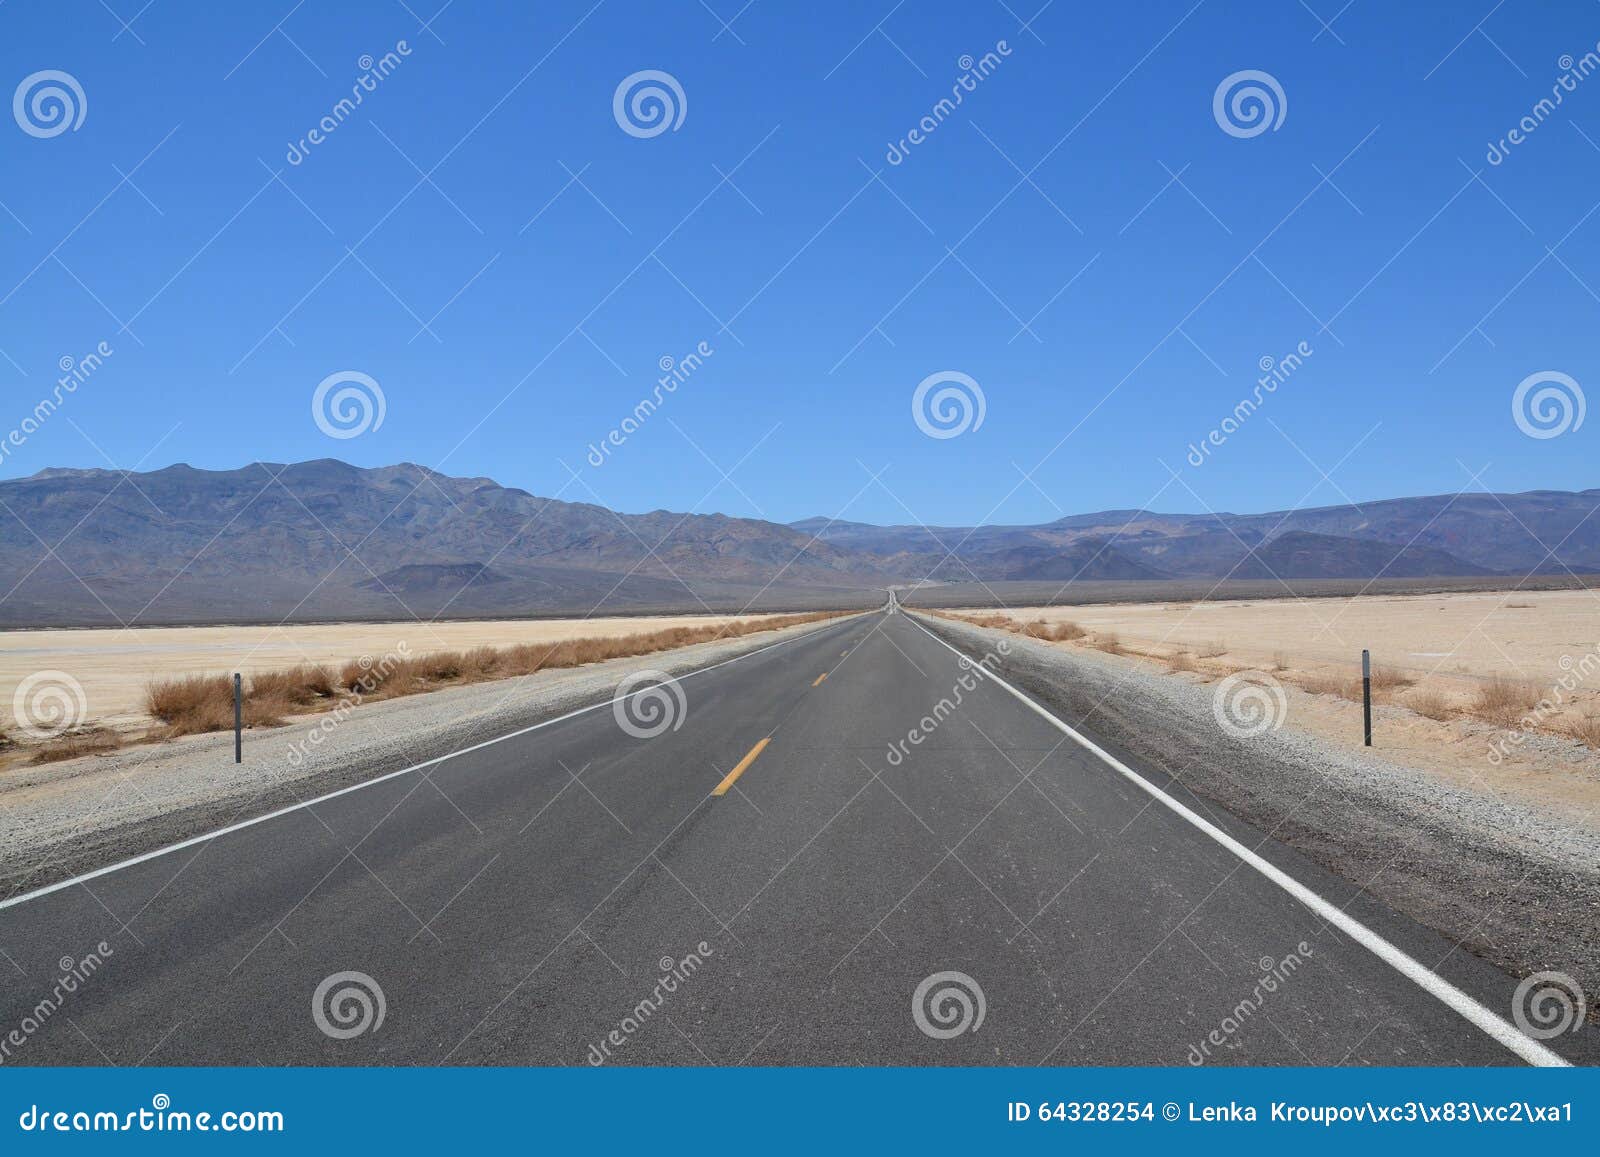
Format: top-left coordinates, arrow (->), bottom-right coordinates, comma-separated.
2,0 -> 1596,527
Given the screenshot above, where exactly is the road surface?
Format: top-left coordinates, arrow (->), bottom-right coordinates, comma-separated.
0,609 -> 1588,1065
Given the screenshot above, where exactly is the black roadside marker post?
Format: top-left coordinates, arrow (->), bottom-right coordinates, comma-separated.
234,673 -> 243,764
1361,649 -> 1373,747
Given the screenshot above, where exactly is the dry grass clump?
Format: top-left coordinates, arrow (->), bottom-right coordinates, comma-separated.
1090,631 -> 1124,656
144,670 -> 304,735
1368,664 -> 1416,693
141,611 -> 850,740
1165,650 -> 1196,672
1471,676 -> 1543,728
1298,670 -> 1360,701
31,727 -> 122,764
1021,619 -> 1087,643
1296,663 -> 1417,704
251,663 -> 337,706
939,611 -> 1012,630
1196,640 -> 1228,659
1564,713 -> 1600,751
1404,688 -> 1455,721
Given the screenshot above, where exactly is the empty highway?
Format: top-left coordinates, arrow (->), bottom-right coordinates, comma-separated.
0,609 -> 1588,1066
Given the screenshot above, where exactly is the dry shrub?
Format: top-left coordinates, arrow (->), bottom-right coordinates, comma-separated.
1165,650 -> 1196,672
1299,670 -> 1360,701
252,663 -> 336,706
414,650 -> 465,682
30,727 -> 122,764
1197,640 -> 1228,658
1091,631 -> 1124,656
461,646 -> 501,679
1472,676 -> 1543,728
1368,664 -> 1416,693
1564,713 -> 1600,750
1404,688 -> 1455,721
1020,619 -> 1086,643
144,611 -> 852,738
145,674 -> 235,731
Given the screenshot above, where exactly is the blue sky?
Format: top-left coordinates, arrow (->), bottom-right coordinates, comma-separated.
1,0 -> 1597,526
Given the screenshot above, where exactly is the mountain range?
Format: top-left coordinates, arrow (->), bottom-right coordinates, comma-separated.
0,460 -> 1594,626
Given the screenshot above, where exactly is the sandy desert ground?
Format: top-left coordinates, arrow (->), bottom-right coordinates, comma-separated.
936,589 -> 1600,816
0,613 -> 784,731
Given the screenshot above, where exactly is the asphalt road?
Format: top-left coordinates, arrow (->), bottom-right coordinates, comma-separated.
0,607 -> 1589,1066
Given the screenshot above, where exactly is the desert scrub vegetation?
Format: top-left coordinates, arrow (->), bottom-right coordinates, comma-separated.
1022,619 -> 1087,642
140,611 -> 852,740
1089,631 -> 1124,656
29,727 -> 122,764
1164,650 -> 1197,672
1564,712 -> 1600,751
1470,676 -> 1543,728
930,611 -> 1088,643
1295,662 -> 1415,704
1403,688 -> 1455,721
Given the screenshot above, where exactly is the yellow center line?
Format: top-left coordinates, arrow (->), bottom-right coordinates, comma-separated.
712,737 -> 771,797
811,672 -> 827,686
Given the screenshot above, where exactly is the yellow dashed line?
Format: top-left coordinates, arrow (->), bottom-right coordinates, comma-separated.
712,737 -> 771,797
812,672 -> 827,686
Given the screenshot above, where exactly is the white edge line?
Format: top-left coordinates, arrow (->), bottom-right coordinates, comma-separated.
0,613 -> 869,913
903,611 -> 1569,1069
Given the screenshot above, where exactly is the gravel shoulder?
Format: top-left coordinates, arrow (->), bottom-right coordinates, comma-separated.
916,612 -> 1600,1007
0,615 -> 858,900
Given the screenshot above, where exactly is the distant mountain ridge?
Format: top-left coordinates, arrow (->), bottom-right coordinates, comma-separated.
0,461 -> 1594,625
